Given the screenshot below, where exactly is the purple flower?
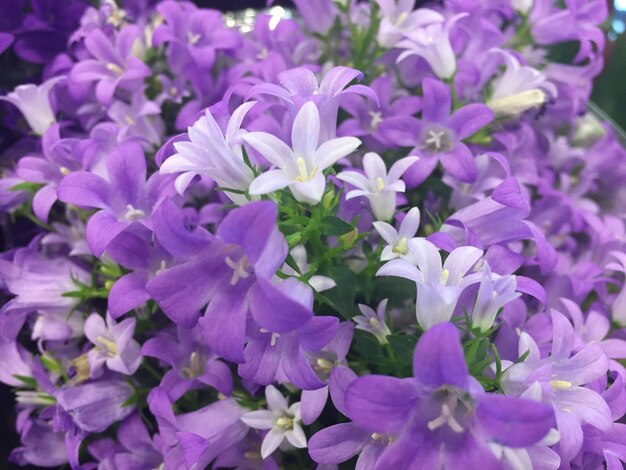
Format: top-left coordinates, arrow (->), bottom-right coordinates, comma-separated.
106,89 -> 164,149
9,416 -> 68,468
353,299 -> 392,344
153,0 -> 240,72
248,66 -> 378,143
148,387 -> 248,470
380,78 -> 493,186
142,325 -> 232,400
501,310 -> 611,461
342,322 -> 555,468
243,101 -> 361,205
470,263 -> 520,333
338,152 -> 418,221
0,76 -> 65,135
71,25 -> 151,105
377,3 -> 446,48
84,312 -> 142,377
57,141 -> 175,257
241,385 -> 307,459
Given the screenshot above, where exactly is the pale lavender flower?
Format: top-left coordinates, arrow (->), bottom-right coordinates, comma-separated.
377,240 -> 483,329
106,89 -> 164,148
487,50 -> 558,117
84,312 -> 142,377
243,102 -> 361,205
397,12 -> 468,79
337,152 -> 418,221
353,298 -> 392,344
374,207 -> 421,262
376,2 -> 445,48
159,101 -> 257,204
241,385 -> 307,459
0,76 -> 65,135
471,262 -> 521,332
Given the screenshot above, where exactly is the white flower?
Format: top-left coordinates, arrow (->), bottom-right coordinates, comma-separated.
373,206 -> 421,262
160,101 -> 257,205
0,76 -> 65,135
338,152 -> 418,221
241,385 -> 307,459
242,102 -> 361,205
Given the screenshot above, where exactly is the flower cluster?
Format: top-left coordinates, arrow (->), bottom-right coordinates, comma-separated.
0,0 -> 624,469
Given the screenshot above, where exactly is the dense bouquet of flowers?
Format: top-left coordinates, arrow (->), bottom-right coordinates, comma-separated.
1,0 -> 625,468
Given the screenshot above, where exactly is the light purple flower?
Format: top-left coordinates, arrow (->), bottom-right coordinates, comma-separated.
373,206 -> 422,262
396,12 -> 468,79
353,298 -> 392,344
282,245 -> 336,292
243,101 -> 361,205
84,312 -> 141,377
106,89 -> 164,149
377,239 -> 483,329
241,385 -> 307,459
376,2 -> 445,48
0,76 -> 65,135
471,263 -> 520,332
338,152 -> 418,221
160,101 -> 257,203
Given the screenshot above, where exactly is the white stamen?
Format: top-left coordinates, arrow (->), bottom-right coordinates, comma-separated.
225,256 -> 251,285
393,237 -> 408,255
424,129 -> 447,151
124,204 -> 145,221
427,402 -> 464,433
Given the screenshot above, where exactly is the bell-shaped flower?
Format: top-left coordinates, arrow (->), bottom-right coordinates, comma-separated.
243,102 -> 361,205
337,152 -> 418,221
487,49 -> 558,117
396,12 -> 467,79
501,311 -> 611,461
376,2 -> 446,48
248,66 -> 378,142
377,239 -> 483,329
373,206 -> 421,262
344,323 -> 555,468
380,78 -> 493,187
353,299 -> 392,344
471,263 -> 521,332
159,101 -> 257,204
84,312 -> 142,377
241,385 -> 307,459
0,76 -> 65,135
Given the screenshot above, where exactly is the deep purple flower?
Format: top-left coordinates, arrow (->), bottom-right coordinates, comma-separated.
71,26 -> 151,105
380,78 -> 493,186
57,141 -> 175,257
342,323 -> 555,468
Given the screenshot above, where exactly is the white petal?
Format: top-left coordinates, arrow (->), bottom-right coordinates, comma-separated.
399,207 -> 421,238
241,410 -> 276,430
336,171 -> 370,191
387,156 -> 419,182
174,172 -> 197,195
373,221 -> 399,245
261,428 -> 285,459
285,424 -> 307,449
362,152 -> 387,180
376,259 -> 420,282
226,101 -> 257,143
315,137 -> 361,169
265,385 -> 289,413
242,132 -> 293,168
309,275 -> 336,292
249,170 -> 291,195
291,101 -> 320,160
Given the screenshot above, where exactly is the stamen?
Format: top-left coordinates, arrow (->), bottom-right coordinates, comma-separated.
187,32 -> 201,45
375,177 -> 385,192
124,204 -> 145,221
316,357 -> 334,372
550,380 -> 572,390
424,129 -> 447,151
439,269 -> 450,285
427,402 -> 464,433
392,237 -> 408,255
225,256 -> 251,285
96,336 -> 118,357
295,157 -> 309,182
275,415 -> 294,430
106,62 -> 124,75
369,111 -> 383,131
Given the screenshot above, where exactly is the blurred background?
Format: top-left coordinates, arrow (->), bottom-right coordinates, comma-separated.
0,0 -> 625,468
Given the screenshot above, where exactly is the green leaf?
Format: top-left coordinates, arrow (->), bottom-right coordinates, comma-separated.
40,355 -> 63,375
13,375 -> 37,387
10,181 -> 43,192
352,330 -> 384,361
388,334 -> 418,366
321,216 -> 354,236
324,265 -> 358,319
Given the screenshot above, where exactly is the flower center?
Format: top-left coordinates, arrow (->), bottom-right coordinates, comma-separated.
106,62 -> 124,75
124,204 -> 145,221
225,255 -> 251,285
181,351 -> 206,379
550,380 -> 572,390
439,268 -> 450,285
375,176 -> 386,192
96,335 -> 118,357
295,157 -> 318,182
369,111 -> 383,131
260,328 -> 281,346
393,236 -> 408,254
187,32 -> 201,45
275,414 -> 295,430
423,129 -> 448,151
371,432 -> 397,445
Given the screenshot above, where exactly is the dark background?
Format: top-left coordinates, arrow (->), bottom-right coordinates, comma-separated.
1,0 -> 625,468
